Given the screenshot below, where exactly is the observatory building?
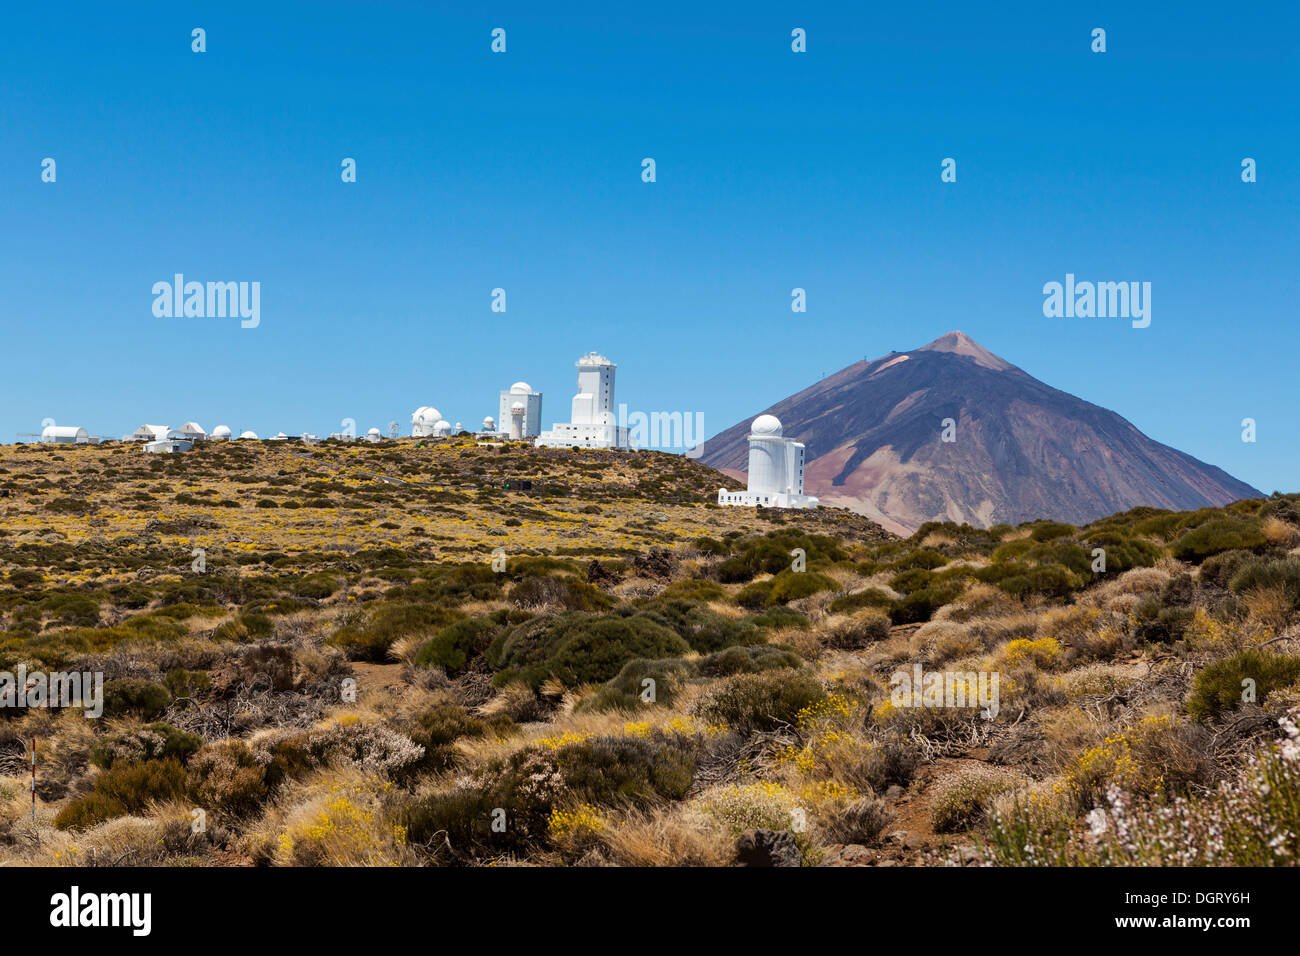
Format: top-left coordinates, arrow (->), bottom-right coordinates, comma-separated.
535,352 -> 633,450
717,415 -> 819,509
498,382 -> 542,440
411,406 -> 442,438
131,424 -> 169,443
211,425 -> 232,441
41,425 -> 89,444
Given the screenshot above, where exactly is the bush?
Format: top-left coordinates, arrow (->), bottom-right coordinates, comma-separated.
90,723 -> 203,770
580,657 -> 698,712
414,616 -> 502,675
1229,557 -> 1300,610
1172,518 -> 1267,563
404,703 -> 514,776
509,576 -> 614,612
829,588 -> 894,614
637,599 -> 756,653
187,740 -> 268,818
930,765 -> 1022,832
55,758 -> 188,830
102,678 -> 172,719
489,612 -> 690,689
1186,650 -> 1300,721
554,735 -> 695,805
697,644 -> 803,678
693,669 -> 825,732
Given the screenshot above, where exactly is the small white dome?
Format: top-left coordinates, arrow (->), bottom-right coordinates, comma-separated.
751,414 -> 783,437
509,381 -> 532,394
483,416 -> 496,428
212,425 -> 232,439
367,427 -> 382,437
511,402 -> 525,412
239,430 -> 258,440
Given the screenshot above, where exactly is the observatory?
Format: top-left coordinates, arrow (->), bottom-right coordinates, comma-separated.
498,382 -> 542,440
238,430 -> 258,441
364,427 -> 383,443
131,424 -> 169,443
41,426 -> 89,444
176,422 -> 207,441
144,438 -> 192,454
211,425 -> 232,441
411,406 -> 442,438
535,352 -> 633,450
717,415 -> 819,509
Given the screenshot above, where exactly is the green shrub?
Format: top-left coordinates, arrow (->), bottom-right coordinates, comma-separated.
697,644 -> 803,677
1171,518 -> 1267,563
580,657 -> 698,712
829,588 -> 894,614
637,599 -> 756,653
414,616 -> 503,674
1228,557 -> 1300,610
693,669 -> 824,732
102,678 -> 172,719
489,612 -> 689,689
404,703 -> 515,776
1186,650 -> 1300,721
55,758 -> 188,830
90,723 -> 203,770
767,571 -> 838,605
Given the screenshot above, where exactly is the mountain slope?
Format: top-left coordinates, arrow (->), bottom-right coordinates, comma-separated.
700,331 -> 1261,534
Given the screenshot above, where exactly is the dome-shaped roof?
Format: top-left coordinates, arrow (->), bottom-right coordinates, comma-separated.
367,427 -> 382,436
238,430 -> 258,440
751,414 -> 783,437
212,425 -> 232,439
482,416 -> 496,427
433,419 -> 449,428
510,402 -> 525,411
412,406 -> 441,425
509,381 -> 532,394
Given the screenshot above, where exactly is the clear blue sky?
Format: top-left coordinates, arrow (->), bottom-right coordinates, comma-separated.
2,1 -> 1295,493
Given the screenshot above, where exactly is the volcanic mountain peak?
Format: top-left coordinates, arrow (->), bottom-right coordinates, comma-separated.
701,332 -> 1260,534
914,330 -> 1014,371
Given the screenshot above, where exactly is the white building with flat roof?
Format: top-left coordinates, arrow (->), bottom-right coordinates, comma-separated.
498,382 -> 542,440
717,415 -> 818,509
535,352 -> 633,449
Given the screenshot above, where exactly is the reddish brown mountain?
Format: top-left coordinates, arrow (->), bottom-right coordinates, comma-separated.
700,331 -> 1260,535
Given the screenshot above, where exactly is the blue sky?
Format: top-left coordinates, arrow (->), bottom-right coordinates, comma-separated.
1,1 -> 1295,492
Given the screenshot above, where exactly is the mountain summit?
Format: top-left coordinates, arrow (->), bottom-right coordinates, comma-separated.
700,332 -> 1260,535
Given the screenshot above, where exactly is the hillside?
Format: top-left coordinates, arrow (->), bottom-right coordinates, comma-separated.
701,331 -> 1261,535
0,439 -> 1297,869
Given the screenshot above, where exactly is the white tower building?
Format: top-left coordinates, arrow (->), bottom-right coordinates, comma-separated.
717,415 -> 818,509
535,352 -> 633,449
497,382 -> 542,440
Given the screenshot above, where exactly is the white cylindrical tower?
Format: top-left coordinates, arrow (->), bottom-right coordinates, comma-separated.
746,415 -> 786,495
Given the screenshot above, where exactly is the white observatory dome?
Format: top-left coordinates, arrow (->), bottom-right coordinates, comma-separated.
509,382 -> 532,394
239,430 -> 258,440
511,401 -> 525,412
367,427 -> 382,438
412,406 -> 441,426
483,416 -> 496,430
212,425 -> 232,440
751,414 -> 783,437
